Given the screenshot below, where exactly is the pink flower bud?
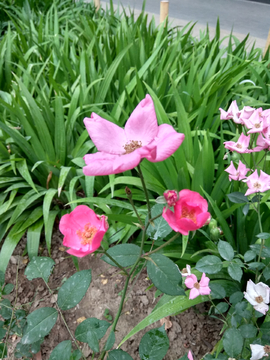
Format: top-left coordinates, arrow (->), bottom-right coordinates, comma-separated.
163,190 -> 178,207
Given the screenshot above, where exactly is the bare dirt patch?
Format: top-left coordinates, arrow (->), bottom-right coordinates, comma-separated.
2,230 -> 223,359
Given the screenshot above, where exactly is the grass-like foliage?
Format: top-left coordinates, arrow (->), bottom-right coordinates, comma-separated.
0,0 -> 268,272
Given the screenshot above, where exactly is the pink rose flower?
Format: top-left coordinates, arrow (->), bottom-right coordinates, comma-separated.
243,170 -> 270,196
225,160 -> 249,181
59,205 -> 109,257
83,95 -> 185,176
188,351 -> 194,360
162,189 -> 210,235
224,133 -> 250,153
163,190 -> 178,207
219,100 -> 243,124
185,273 -> 211,299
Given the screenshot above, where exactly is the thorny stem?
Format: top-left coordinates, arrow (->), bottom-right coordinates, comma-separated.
99,168 -> 151,359
143,233 -> 180,257
44,282 -> 87,360
137,164 -> 151,218
1,265 -> 19,359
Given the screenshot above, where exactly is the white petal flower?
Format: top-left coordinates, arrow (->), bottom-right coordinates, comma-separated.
244,280 -> 270,315
181,264 -> 191,277
250,344 -> 270,360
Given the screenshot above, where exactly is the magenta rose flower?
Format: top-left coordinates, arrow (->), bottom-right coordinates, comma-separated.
162,189 -> 210,235
83,95 -> 185,176
59,205 -> 109,257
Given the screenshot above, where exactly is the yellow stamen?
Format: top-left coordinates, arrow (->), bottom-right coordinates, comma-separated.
181,206 -> 196,223
77,223 -> 98,246
123,140 -> 142,154
255,295 -> 264,303
194,282 -> 200,289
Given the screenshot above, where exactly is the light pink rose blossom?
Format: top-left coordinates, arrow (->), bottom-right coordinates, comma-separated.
83,95 -> 185,176
219,101 -> 242,124
181,264 -> 192,277
164,190 -> 178,207
243,170 -> 270,196
59,205 -> 109,257
225,160 -> 249,181
224,133 -> 250,154
185,273 -> 211,299
250,344 -> 270,360
252,133 -> 270,152
162,190 -> 210,235
244,279 -> 270,315
243,108 -> 265,134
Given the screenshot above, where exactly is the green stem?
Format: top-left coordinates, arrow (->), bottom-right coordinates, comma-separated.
101,250 -> 129,276
255,200 -> 264,283
143,233 -> 180,256
126,188 -> 145,229
137,163 -> 151,218
149,212 -> 162,223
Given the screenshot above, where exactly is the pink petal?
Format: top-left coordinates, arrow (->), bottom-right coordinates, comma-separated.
124,95 -> 158,146
84,114 -> 126,154
199,273 -> 210,287
196,212 -> 211,228
187,351 -> 194,360
199,286 -> 211,296
185,274 -> 197,288
146,124 -> 185,162
112,150 -> 143,173
178,218 -> 199,231
162,207 -> 188,234
66,247 -> 91,257
189,288 -> 200,300
225,161 -> 237,177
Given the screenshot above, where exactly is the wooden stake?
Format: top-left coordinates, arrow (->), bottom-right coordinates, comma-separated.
264,29 -> 270,57
160,1 -> 169,24
94,0 -> 100,12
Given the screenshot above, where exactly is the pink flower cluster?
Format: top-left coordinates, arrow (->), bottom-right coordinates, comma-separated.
220,101 -> 270,196
181,264 -> 211,300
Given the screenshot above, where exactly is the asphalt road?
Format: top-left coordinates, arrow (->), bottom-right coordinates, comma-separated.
99,0 -> 270,48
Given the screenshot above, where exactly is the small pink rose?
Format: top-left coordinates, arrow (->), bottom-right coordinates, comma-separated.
59,205 -> 109,257
185,273 -> 211,300
164,190 -> 178,207
162,189 -> 210,235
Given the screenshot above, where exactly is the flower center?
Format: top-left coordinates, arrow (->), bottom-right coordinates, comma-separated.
123,140 -> 142,154
194,282 -> 200,289
253,182 -> 261,190
181,206 -> 196,223
264,345 -> 270,354
76,223 -> 98,246
182,268 -> 188,274
255,123 -> 261,129
255,295 -> 264,303
236,143 -> 242,149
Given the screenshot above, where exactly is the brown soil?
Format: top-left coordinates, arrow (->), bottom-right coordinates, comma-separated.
1,230 -> 223,360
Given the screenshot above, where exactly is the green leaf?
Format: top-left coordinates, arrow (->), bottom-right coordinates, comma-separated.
239,324 -> 257,339
146,254 -> 185,296
25,256 -> 55,283
0,271 -> 5,286
146,204 -> 172,241
27,219 -> 44,259
101,244 -> 141,267
107,349 -> 133,360
16,159 -> 38,192
228,263 -> 243,282
2,283 -> 14,295
244,250 -> 256,262
0,326 -> 6,341
57,270 -> 92,311
118,293 -> 210,347
58,167 -> 71,197
263,267 -> 270,281
209,283 -> 226,299
49,340 -> 72,360
218,240 -> 234,261
54,96 -> 66,165
223,328 -> 243,357
75,318 -> 110,343
227,192 -> 248,204
139,326 -> 169,360
256,232 -> 270,239
181,235 -> 189,258
214,302 -> 229,314
21,307 -> 58,345
196,255 -> 223,274
104,331 -> 115,351
229,291 -> 243,305
0,299 -> 12,319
